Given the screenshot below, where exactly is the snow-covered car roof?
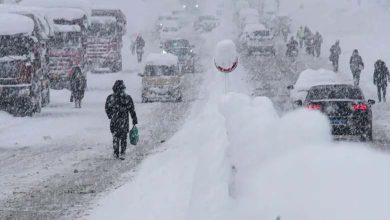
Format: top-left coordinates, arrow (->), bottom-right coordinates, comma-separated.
53,24 -> 81,33
145,53 -> 178,66
294,69 -> 350,92
90,16 -> 116,24
0,13 -> 34,35
20,0 -> 92,17
243,23 -> 267,33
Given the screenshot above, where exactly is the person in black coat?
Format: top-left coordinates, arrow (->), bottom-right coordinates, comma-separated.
105,80 -> 138,158
70,69 -> 87,108
373,60 -> 389,102
135,35 -> 145,63
329,41 -> 341,72
349,49 -> 364,86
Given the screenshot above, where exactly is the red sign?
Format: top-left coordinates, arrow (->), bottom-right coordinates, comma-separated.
214,57 -> 238,73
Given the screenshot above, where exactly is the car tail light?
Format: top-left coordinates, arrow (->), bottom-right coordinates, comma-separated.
353,104 -> 368,111
305,104 -> 321,110
18,63 -> 32,84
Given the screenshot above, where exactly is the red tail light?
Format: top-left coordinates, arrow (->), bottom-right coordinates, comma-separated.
353,104 -> 368,111
305,104 -> 321,110
18,63 -> 32,84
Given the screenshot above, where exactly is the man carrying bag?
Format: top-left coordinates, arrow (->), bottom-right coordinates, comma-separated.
105,80 -> 138,159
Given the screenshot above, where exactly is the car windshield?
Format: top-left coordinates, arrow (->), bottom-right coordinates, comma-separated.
306,85 -> 364,101
89,21 -> 116,37
144,65 -> 178,76
49,32 -> 81,48
253,30 -> 269,37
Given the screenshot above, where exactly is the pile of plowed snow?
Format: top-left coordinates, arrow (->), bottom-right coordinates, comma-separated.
87,89 -> 390,220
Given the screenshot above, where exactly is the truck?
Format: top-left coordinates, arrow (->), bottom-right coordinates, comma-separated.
0,13 -> 50,116
47,24 -> 85,90
86,9 -> 126,72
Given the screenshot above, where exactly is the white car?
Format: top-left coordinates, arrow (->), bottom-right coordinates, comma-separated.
240,23 -> 275,56
141,53 -> 183,103
287,68 -> 350,103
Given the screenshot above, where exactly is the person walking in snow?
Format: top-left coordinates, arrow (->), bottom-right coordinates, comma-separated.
329,40 -> 341,72
296,26 -> 305,49
70,70 -> 87,108
373,60 -> 389,102
349,49 -> 364,86
313,31 -> 323,57
135,35 -> 145,63
105,80 -> 138,159
286,36 -> 299,59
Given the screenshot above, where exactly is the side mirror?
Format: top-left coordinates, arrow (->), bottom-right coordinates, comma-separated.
138,73 -> 144,77
294,100 -> 303,106
368,99 -> 376,105
287,85 -> 294,90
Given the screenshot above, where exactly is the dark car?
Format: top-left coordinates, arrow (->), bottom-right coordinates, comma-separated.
161,39 -> 195,73
295,84 -> 375,141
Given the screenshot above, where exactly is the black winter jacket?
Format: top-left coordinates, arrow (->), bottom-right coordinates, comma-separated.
374,61 -> 389,87
105,91 -> 138,134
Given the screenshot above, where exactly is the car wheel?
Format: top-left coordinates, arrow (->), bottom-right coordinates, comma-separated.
361,127 -> 373,142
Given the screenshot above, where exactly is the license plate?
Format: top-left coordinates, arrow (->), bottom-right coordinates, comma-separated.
331,118 -> 346,125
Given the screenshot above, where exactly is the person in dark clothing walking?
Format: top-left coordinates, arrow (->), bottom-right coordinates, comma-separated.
329,40 -> 341,72
313,31 -> 323,57
350,49 -> 364,86
135,35 -> 145,63
373,60 -> 389,102
70,69 -> 87,108
105,80 -> 138,158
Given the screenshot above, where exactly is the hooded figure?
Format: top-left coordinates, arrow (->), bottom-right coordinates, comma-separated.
350,49 -> 364,86
313,31 -> 323,57
373,60 -> 389,102
135,35 -> 145,63
330,41 -> 341,72
105,80 -> 138,158
70,69 -> 87,108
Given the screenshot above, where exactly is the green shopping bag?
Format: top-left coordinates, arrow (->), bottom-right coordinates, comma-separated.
130,126 -> 139,145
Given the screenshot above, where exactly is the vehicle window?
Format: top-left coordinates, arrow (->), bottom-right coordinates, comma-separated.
0,36 -> 31,57
306,86 -> 364,101
89,22 -> 116,37
144,65 -> 177,76
49,32 -> 81,48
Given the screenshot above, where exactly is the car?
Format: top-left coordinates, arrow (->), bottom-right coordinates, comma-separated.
295,84 -> 375,141
240,23 -> 275,56
140,53 -> 183,103
287,69 -> 347,103
161,39 -> 196,73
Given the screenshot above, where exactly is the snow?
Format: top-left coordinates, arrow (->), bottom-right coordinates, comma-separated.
90,16 -> 116,24
145,53 -> 178,67
44,8 -> 86,21
0,13 -> 34,35
243,23 -> 267,33
0,55 -> 28,62
53,24 -> 81,33
20,0 -> 92,17
214,40 -> 238,71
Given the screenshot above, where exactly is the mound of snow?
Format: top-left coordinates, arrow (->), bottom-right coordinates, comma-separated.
0,13 -> 34,35
214,40 -> 238,71
145,53 -> 178,66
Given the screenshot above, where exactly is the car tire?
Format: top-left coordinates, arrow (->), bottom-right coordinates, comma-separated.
111,61 -> 122,73
361,127 -> 373,142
